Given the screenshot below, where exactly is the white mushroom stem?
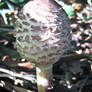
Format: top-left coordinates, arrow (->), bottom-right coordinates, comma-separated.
36,65 -> 53,92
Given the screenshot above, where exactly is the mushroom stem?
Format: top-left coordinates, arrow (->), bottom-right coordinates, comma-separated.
36,65 -> 53,92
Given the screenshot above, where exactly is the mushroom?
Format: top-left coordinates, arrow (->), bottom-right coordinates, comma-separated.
14,0 -> 72,92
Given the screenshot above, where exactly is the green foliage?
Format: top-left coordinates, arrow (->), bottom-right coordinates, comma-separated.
0,1 -> 5,7
64,4 -> 75,17
87,55 -> 92,61
12,0 -> 25,4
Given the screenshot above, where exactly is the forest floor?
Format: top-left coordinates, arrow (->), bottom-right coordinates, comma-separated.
0,0 -> 92,92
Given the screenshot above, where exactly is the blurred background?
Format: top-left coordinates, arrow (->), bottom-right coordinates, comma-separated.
0,0 -> 92,92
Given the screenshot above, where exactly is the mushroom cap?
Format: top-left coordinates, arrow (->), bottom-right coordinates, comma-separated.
14,0 -> 72,66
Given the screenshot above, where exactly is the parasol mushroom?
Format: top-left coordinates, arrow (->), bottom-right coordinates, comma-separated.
14,0 -> 72,92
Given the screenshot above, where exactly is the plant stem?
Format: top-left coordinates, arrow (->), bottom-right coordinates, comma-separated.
36,65 -> 53,92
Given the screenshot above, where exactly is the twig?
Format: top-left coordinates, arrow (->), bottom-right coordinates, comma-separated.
56,52 -> 92,66
0,25 -> 14,32
0,25 -> 14,29
79,77 -> 88,92
0,68 -> 36,83
4,81 -> 36,92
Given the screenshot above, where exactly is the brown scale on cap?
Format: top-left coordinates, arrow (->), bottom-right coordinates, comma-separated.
23,28 -> 29,32
25,35 -> 30,42
22,21 -> 30,26
17,36 -> 23,41
30,18 -> 37,23
31,25 -> 41,30
31,35 -> 42,41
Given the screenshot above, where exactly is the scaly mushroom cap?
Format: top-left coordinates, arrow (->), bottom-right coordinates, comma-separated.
14,0 -> 72,66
